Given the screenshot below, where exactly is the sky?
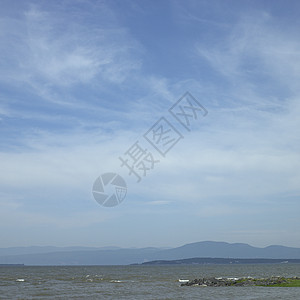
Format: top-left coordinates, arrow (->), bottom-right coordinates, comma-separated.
0,0 -> 300,249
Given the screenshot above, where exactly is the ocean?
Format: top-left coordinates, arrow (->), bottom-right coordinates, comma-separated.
0,264 -> 299,299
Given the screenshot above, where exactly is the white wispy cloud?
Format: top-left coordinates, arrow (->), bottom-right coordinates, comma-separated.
130,10 -> 300,210
10,4 -> 140,85
1,1 -> 299,247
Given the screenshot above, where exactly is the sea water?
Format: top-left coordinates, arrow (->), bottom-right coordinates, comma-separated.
0,264 -> 299,299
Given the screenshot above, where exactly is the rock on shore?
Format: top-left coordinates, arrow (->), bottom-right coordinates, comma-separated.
181,276 -> 300,287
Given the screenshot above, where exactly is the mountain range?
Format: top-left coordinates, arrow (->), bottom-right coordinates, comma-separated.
0,241 -> 300,265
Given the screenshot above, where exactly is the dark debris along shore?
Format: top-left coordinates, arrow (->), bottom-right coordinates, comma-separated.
181,276 -> 300,287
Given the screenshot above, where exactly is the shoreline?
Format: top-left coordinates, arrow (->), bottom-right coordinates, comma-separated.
181,276 -> 300,287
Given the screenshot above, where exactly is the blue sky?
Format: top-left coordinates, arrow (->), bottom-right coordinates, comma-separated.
1,0 -> 300,248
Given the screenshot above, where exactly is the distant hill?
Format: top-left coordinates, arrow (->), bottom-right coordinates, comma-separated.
149,241 -> 300,260
0,241 -> 299,265
140,257 -> 300,265
0,246 -> 121,257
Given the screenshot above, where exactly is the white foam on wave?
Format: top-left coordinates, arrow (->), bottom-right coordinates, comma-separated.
227,277 -> 240,281
16,279 -> 25,282
178,279 -> 189,283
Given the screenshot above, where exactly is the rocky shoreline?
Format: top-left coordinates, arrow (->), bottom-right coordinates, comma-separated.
181,276 -> 300,287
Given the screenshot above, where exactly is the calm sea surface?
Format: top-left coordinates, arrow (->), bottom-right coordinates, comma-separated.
0,264 -> 300,299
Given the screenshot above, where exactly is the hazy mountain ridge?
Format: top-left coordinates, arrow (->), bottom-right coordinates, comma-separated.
140,257 -> 300,265
0,241 -> 299,265
0,246 -> 122,257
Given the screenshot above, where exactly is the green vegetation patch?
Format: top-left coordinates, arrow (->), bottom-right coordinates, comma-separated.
261,278 -> 300,287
